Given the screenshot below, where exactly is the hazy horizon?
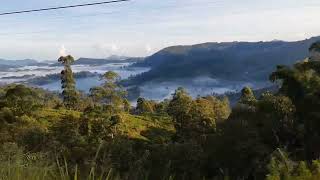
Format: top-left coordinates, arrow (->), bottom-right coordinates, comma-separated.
1,0 -> 320,60
0,36 -> 319,61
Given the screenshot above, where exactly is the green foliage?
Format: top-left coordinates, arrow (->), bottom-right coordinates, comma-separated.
58,55 -> 80,110
0,143 -> 55,180
168,87 -> 192,117
189,98 -> 216,134
104,71 -> 120,82
167,88 -> 230,142
18,125 -> 47,151
3,84 -> 43,116
90,71 -> 128,112
265,152 -> 320,180
239,86 -> 257,105
295,161 -> 312,178
49,114 -> 86,151
5,44 -> 320,179
0,107 -> 17,124
204,96 -> 231,123
123,99 -> 131,112
136,97 -> 155,114
270,58 -> 320,160
154,99 -> 170,115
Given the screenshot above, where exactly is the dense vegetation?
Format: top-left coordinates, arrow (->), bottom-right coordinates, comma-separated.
2,42 -> 320,180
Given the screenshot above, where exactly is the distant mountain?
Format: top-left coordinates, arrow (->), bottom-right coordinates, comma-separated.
74,57 -> 144,65
127,36 -> 320,85
0,59 -> 41,66
107,55 -> 131,61
0,56 -> 144,68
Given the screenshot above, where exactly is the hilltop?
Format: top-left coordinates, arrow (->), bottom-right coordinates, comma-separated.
127,36 -> 320,85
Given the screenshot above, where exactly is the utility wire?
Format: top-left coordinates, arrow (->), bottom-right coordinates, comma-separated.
0,0 -> 130,16
0,0 -> 223,27
0,0 -> 224,37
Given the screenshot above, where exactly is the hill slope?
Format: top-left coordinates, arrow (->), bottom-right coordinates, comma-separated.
128,36 -> 320,85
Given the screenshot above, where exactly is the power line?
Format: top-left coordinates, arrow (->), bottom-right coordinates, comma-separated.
0,0 -> 225,37
0,0 -> 130,16
0,0 -> 223,27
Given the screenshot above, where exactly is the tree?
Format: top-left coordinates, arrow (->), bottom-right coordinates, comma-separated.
4,85 -> 42,116
239,86 -> 257,105
265,149 -> 293,180
90,71 -> 127,112
167,88 -> 219,142
136,97 -> 154,114
204,96 -> 231,123
269,54 -> 320,160
154,99 -> 170,115
294,161 -> 312,178
189,98 -> 216,135
123,99 -> 131,112
167,88 -> 193,136
58,55 -> 79,110
168,88 -> 192,118
50,114 -> 83,149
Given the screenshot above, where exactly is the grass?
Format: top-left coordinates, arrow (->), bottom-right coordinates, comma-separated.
0,143 -> 55,180
29,107 -> 174,143
0,110 -> 176,180
116,113 -> 175,142
32,108 -> 81,124
0,143 -> 115,180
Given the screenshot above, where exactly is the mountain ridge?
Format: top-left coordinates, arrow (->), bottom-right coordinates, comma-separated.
74,57 -> 143,65
127,36 -> 320,85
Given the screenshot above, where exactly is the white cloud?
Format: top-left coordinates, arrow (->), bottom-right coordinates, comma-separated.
145,44 -> 152,53
59,45 -> 67,57
111,44 -> 118,52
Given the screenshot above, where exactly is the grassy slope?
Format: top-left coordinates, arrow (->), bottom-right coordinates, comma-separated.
0,109 -> 175,180
32,108 -> 81,123
118,113 -> 175,143
32,108 -> 175,143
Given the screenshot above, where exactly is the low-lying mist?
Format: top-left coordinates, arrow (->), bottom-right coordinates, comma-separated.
0,62 -> 271,102
137,76 -> 270,101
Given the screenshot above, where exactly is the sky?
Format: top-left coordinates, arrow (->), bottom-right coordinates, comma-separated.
0,0 -> 320,60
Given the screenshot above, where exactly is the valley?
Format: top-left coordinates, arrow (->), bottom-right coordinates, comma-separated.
0,37 -> 317,102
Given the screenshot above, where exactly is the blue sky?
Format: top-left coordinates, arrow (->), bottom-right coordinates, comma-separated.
0,0 -> 320,60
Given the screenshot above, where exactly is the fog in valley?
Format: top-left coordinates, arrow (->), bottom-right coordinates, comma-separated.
0,61 -> 269,102
138,77 -> 269,101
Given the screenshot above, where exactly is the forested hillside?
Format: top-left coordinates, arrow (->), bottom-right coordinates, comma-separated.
126,36 -> 320,85
2,42 -> 320,180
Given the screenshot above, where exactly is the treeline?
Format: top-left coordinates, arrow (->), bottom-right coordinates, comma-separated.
1,42 -> 320,179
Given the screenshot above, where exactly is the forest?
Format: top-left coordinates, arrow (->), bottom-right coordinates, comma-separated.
1,42 -> 320,180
